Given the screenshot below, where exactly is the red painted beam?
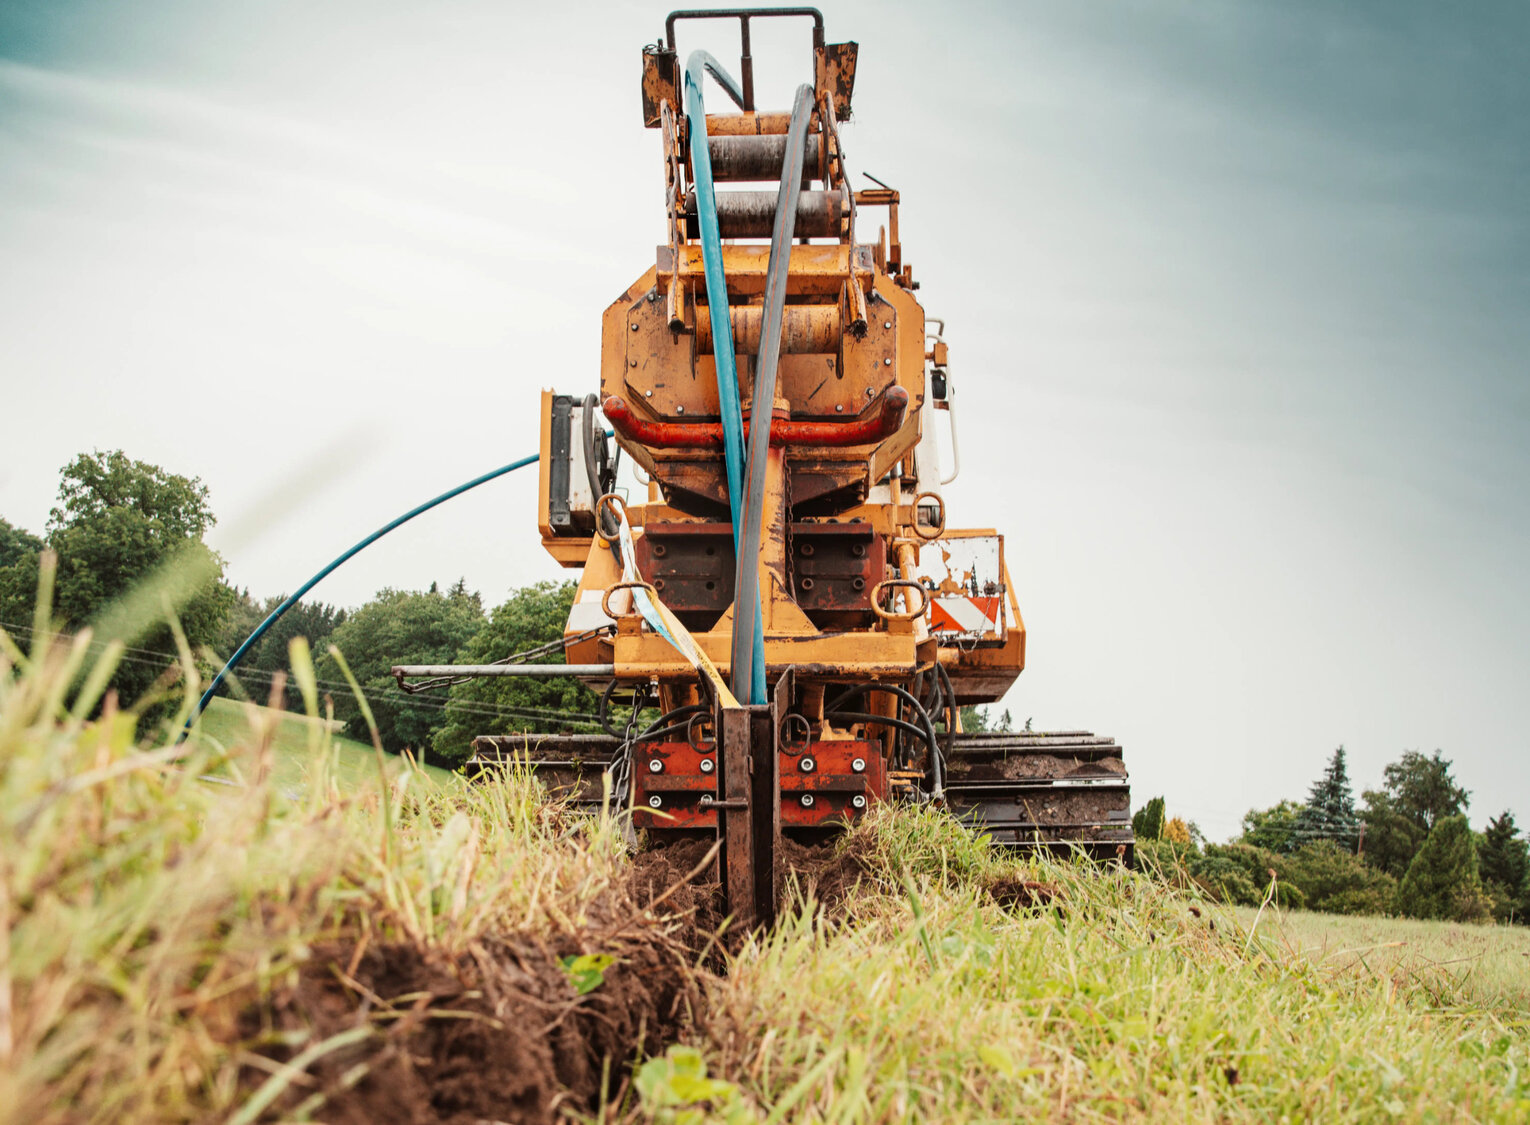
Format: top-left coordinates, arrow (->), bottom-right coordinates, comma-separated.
603,386 -> 909,449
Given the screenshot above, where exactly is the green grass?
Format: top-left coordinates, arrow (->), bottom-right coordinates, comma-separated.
1238,906 -> 1530,1013
6,615 -> 1530,1123
1,624 -> 631,1123
682,811 -> 1530,1123
192,695 -> 455,792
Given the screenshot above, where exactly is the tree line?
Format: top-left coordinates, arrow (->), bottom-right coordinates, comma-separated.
6,449 -> 1526,923
1135,746 -> 1530,925
0,450 -> 595,766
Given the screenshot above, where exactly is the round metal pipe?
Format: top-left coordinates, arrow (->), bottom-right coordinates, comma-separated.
708,134 -> 821,182
696,304 -> 840,355
391,664 -> 617,678
685,190 -> 841,239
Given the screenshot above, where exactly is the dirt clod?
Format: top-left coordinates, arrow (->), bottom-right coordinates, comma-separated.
983,876 -> 1062,911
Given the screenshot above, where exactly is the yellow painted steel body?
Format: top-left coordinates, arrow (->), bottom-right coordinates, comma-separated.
538,43 -> 1025,713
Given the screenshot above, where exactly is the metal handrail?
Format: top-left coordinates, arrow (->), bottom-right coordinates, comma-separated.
665,8 -> 826,110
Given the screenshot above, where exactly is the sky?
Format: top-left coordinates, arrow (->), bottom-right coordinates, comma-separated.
1,0 -> 1526,840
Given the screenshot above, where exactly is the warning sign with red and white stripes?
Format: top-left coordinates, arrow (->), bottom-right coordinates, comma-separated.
928,595 -> 1003,637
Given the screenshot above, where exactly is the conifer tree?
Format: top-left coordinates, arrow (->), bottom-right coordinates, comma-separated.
1293,746 -> 1360,850
1476,811 -> 1530,923
1132,796 -> 1165,842
1396,815 -> 1490,922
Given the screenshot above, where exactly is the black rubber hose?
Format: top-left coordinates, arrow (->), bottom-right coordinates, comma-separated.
598,680 -> 649,740
636,704 -> 712,743
825,681 -> 945,797
935,660 -> 958,758
824,710 -> 934,754
583,393 -> 618,539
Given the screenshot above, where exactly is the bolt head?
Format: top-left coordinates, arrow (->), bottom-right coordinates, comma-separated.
865,387 -> 875,397
883,321 -> 892,329
645,389 -> 653,397
648,794 -> 662,808
835,404 -> 844,413
851,757 -> 866,772
851,794 -> 867,809
883,357 -> 892,366
799,757 -> 815,773
631,322 -> 640,331
699,757 -> 715,773
800,793 -> 815,808
648,759 -> 663,773
676,405 -> 685,414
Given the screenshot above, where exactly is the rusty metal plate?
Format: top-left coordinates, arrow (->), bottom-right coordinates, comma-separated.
840,295 -> 897,408
624,289 -> 714,418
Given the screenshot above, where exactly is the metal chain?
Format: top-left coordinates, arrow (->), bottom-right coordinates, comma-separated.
604,682 -> 647,812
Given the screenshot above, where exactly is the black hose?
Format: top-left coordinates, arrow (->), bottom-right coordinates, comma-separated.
825,681 -> 945,797
598,680 -> 647,740
824,710 -> 934,753
582,393 -> 617,539
934,660 -> 958,759
636,704 -> 712,743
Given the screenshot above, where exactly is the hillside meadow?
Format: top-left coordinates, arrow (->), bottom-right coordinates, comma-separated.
2,629 -> 1528,1122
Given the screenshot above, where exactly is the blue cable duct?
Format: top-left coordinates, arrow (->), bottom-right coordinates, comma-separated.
683,50 -> 767,703
183,452 -> 541,736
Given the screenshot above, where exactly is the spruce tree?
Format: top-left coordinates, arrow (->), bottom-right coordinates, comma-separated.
1476,811 -> 1530,923
1396,815 -> 1490,922
1132,796 -> 1166,842
1293,746 -> 1360,850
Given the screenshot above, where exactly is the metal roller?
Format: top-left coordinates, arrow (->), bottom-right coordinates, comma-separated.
703,111 -> 794,136
696,304 -> 840,355
684,189 -> 842,239
708,133 -> 821,182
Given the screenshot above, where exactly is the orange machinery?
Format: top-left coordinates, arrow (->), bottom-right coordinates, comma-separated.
403,9 -> 1131,925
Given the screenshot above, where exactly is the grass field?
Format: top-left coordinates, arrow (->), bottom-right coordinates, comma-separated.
191,695 -> 456,791
5,633 -> 1530,1123
1240,905 -> 1530,1013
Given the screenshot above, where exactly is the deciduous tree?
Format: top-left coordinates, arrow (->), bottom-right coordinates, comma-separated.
1239,799 -> 1305,854
4,453 -> 233,730
321,583 -> 484,755
1360,750 -> 1469,878
431,581 -> 596,768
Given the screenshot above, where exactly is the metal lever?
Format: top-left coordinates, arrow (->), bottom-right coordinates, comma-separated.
700,795 -> 749,810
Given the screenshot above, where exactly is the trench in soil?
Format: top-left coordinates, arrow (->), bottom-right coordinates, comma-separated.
237,837 -> 868,1124
238,834 -> 1041,1123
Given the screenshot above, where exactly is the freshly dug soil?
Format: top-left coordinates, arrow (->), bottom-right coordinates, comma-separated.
236,833 -> 895,1122
775,833 -> 878,915
951,752 -> 1127,781
239,860 -> 714,1124
983,875 -> 1062,911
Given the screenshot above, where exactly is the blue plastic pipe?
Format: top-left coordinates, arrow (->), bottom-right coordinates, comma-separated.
182,452 -> 540,736
683,52 -> 747,525
683,50 -> 767,703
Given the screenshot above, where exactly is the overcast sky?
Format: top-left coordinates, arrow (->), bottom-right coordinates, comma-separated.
2,0 -> 1526,840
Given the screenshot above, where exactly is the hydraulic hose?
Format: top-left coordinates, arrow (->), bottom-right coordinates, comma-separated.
582,394 -> 618,539
825,681 -> 945,798
182,452 -> 542,738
